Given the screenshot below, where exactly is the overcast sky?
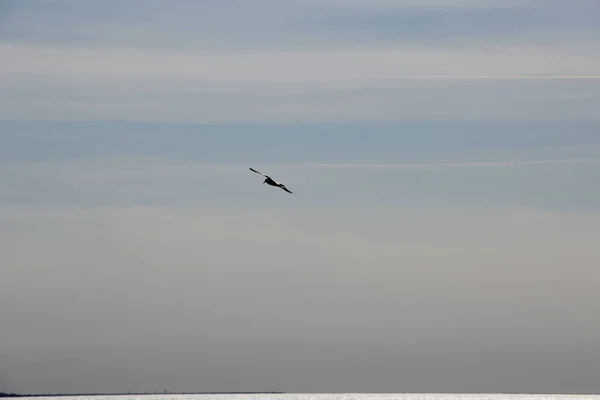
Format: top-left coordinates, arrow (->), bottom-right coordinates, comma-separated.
1,0 -> 600,395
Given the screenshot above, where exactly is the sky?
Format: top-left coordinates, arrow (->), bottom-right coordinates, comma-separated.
1,0 -> 600,395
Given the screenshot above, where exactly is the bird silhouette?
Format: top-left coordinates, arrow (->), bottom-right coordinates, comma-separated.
249,167 -> 293,194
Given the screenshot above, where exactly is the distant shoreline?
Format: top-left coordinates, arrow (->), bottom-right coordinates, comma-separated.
2,393 -> 600,398
0,393 -> 285,398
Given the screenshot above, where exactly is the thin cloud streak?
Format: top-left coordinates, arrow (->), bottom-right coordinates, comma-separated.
391,75 -> 600,80
3,44 -> 600,85
305,0 -> 550,8
230,158 -> 600,169
3,42 -> 599,122
9,158 -> 599,171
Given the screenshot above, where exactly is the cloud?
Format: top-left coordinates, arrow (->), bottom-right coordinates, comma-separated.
1,204 -> 600,393
303,0 -> 552,8
4,44 -> 600,85
2,151 -> 600,214
9,157 -> 600,171
1,0 -> 599,123
2,42 -> 600,122
2,0 -> 600,394
4,0 -> 596,51
301,158 -> 600,168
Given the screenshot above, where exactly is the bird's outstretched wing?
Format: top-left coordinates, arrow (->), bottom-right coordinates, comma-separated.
279,185 -> 293,194
249,167 -> 270,179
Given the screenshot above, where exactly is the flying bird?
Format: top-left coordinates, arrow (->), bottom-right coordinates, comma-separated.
249,167 -> 293,194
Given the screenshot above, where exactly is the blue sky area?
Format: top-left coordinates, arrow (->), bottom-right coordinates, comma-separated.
1,0 -> 600,395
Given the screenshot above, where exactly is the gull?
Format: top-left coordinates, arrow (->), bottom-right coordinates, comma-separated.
249,167 -> 293,194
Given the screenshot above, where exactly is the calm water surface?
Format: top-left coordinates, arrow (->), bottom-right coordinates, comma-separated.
16,394 -> 600,400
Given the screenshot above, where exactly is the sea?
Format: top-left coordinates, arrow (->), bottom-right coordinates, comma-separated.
13,394 -> 600,400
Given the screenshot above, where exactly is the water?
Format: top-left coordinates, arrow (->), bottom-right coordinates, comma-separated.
14,394 -> 600,400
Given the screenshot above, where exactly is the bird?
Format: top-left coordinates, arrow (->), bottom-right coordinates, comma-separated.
249,167 -> 293,194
